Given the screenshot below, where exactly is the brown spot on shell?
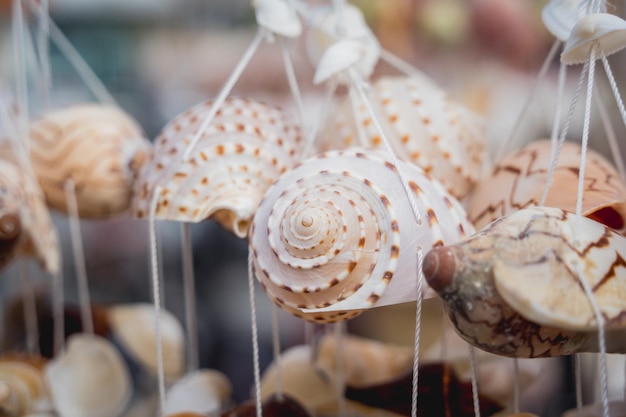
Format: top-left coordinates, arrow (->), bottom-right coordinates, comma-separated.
382,271 -> 393,282
367,294 -> 380,304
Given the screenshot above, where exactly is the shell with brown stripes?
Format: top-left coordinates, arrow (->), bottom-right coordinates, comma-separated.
422,207 -> 626,358
322,74 -> 487,199
28,104 -> 151,218
467,140 -> 626,233
249,148 -> 475,323
131,98 -> 302,238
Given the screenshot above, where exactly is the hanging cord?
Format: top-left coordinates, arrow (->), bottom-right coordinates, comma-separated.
334,321 -> 347,417
411,248 -> 425,417
181,223 -> 198,372
575,355 -> 584,416
469,345 -> 482,417
279,37 -> 305,125
12,0 -> 29,137
512,358 -> 520,413
37,0 -> 51,102
594,88 -> 626,180
64,179 -> 94,336
600,53 -> 626,178
52,269 -> 64,355
302,83 -> 337,159
20,261 -> 40,355
271,304 -> 283,401
550,63 -> 568,154
247,251 -> 263,417
149,188 -> 167,416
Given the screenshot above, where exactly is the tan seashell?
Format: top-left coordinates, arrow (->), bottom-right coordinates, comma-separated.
423,207 -> 626,358
28,104 -> 151,218
132,98 -> 302,238
562,13 -> 626,64
324,75 -> 487,199
250,148 -> 475,323
164,370 -> 232,416
107,303 -> 185,381
0,356 -> 52,417
467,140 -> 626,233
45,334 -> 132,417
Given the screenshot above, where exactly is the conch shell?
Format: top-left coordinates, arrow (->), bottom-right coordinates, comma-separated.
467,140 -> 626,233
250,148 -> 475,323
323,75 -> 487,199
0,355 -> 52,416
132,98 -> 302,238
423,206 -> 626,358
28,104 -> 151,218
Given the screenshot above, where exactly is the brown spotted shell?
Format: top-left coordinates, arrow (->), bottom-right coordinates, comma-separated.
467,140 -> 626,233
28,104 -> 151,218
250,148 -> 475,323
322,75 -> 487,199
132,98 -> 302,238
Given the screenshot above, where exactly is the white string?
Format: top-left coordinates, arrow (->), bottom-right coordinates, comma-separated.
550,63 -> 568,154
52,269 -> 64,355
149,188 -> 166,416
279,37 -> 305,125
593,88 -> 626,180
334,321 -> 347,417
380,49 -> 422,77
575,354 -> 584,415
600,53 -> 626,178
12,0 -> 29,136
411,248 -> 424,417
247,251 -> 263,417
183,29 -> 265,160
469,345 -> 482,417
302,83 -> 337,159
512,358 -> 520,413
20,261 -> 40,355
347,85 -> 370,148
496,40 -> 561,162
271,303 -> 283,400
64,179 -> 94,336
156,221 -> 166,307
37,0 -> 51,101
180,223 -> 198,372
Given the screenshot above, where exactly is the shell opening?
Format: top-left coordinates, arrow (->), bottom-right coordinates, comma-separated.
587,206 -> 625,231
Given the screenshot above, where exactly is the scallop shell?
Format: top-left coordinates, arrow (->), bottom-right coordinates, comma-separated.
467,140 -> 626,233
250,148 -> 475,323
541,0 -> 585,41
562,13 -> 626,64
323,75 -> 487,199
423,207 -> 626,357
164,370 -> 232,416
28,104 -> 151,218
132,98 -> 302,238
0,357 -> 52,416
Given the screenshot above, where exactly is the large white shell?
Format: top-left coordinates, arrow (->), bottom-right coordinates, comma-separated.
562,13 -> 626,64
45,334 -> 132,417
163,370 -> 232,416
541,0 -> 586,41
28,104 -> 151,218
467,140 -> 626,233
254,0 -> 302,38
132,98 -> 302,238
0,357 -> 52,416
250,148 -> 474,323
107,303 -> 185,381
324,75 -> 487,199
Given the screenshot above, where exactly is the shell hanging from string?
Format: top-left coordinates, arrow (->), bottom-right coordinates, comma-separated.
132,98 -> 302,238
163,369 -> 232,416
250,148 -> 475,323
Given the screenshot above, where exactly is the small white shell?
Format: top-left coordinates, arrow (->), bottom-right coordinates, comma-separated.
28,104 -> 151,218
45,334 -> 132,417
324,75 -> 487,199
163,370 -> 232,416
562,13 -> 626,64
254,0 -> 302,38
313,39 -> 365,85
107,303 -> 185,381
541,0 -> 586,41
250,148 -> 474,323
132,98 -> 302,238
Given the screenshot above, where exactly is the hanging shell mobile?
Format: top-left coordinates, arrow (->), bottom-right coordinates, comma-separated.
250,148 -> 475,323
132,97 -> 302,238
423,206 -> 626,358
28,104 -> 151,218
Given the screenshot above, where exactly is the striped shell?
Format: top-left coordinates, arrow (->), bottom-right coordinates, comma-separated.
250,148 -> 475,323
132,98 -> 302,238
0,356 -> 52,416
423,207 -> 626,357
467,140 -> 626,233
323,75 -> 487,199
29,104 -> 151,218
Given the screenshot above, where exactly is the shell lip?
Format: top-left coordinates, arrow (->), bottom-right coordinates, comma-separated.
561,13 -> 626,64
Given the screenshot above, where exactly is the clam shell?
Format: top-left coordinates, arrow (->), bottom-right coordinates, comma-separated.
250,148 -> 474,323
324,75 -> 487,199
132,98 -> 302,238
562,13 -> 626,64
0,358 -> 52,416
467,140 -> 626,233
29,104 -> 151,218
541,0 -> 586,41
254,0 -> 302,38
164,370 -> 232,416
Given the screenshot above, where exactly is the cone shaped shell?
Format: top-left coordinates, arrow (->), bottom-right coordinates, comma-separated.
254,0 -> 302,37
44,334 -> 132,417
28,104 -> 151,218
164,370 -> 232,416
324,75 -> 487,199
250,148 -> 474,323
467,140 -> 626,233
108,303 -> 185,381
0,359 -> 51,416
542,0 -> 586,41
562,13 -> 626,64
132,98 -> 302,238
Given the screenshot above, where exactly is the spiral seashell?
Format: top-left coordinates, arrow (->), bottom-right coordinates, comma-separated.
323,75 -> 487,199
28,104 -> 151,218
562,13 -> 626,64
250,148 -> 475,323
132,98 -> 302,238
164,370 -> 232,416
0,356 -> 52,416
467,140 -> 626,233
423,207 -> 626,358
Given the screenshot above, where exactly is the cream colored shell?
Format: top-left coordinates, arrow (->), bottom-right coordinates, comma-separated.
562,13 -> 626,64
163,370 -> 232,416
467,140 -> 626,233
132,98 -> 302,238
323,74 -> 487,199
28,104 -> 151,218
250,148 -> 475,323
0,359 -> 52,416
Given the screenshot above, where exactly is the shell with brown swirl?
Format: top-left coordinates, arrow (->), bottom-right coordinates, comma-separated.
0,355 -> 52,417
250,148 -> 475,323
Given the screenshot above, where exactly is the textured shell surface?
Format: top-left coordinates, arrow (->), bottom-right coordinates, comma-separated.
324,75 -> 487,199
29,104 -> 151,218
467,140 -> 626,233
561,13 -> 626,64
132,97 -> 302,238
250,148 -> 475,323
541,0 -> 586,41
0,359 -> 52,417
